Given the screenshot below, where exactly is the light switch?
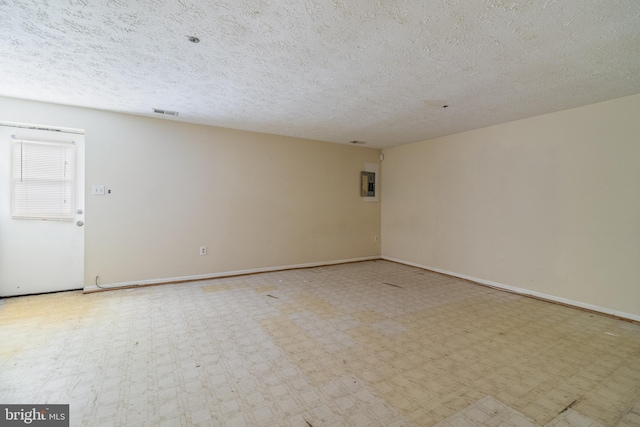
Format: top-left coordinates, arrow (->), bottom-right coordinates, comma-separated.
92,185 -> 105,195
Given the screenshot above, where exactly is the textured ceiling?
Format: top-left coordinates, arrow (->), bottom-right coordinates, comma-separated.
1,1 -> 639,148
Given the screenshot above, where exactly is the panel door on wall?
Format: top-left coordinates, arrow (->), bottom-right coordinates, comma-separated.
0,124 -> 85,296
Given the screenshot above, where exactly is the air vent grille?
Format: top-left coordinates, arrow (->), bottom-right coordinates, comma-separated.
153,108 -> 179,117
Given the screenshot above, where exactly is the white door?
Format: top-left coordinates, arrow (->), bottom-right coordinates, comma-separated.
0,124 -> 85,296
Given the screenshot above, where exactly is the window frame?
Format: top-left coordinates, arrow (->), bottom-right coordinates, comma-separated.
10,137 -> 76,221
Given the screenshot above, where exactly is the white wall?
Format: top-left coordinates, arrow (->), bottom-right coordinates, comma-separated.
0,97 -> 381,287
382,93 -> 640,318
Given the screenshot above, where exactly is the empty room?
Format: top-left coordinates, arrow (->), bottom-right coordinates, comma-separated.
1,1 -> 639,426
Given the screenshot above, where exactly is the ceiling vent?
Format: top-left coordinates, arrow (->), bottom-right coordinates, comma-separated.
349,140 -> 367,145
153,108 -> 179,117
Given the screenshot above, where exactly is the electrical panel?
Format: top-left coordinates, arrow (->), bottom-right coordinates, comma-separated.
361,171 -> 375,197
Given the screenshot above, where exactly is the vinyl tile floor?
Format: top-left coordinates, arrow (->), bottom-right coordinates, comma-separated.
1,260 -> 639,426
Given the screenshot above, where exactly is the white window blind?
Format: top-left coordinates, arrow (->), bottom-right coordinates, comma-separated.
11,138 -> 76,221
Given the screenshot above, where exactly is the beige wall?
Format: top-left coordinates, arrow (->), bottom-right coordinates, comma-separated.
0,97 -> 381,285
4,93 -> 638,317
382,93 -> 640,317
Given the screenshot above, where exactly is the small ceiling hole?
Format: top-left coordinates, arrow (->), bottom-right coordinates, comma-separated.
188,36 -> 200,43
349,140 -> 367,145
443,105 -> 449,108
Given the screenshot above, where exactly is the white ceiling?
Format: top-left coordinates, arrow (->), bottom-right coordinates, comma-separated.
1,1 -> 639,149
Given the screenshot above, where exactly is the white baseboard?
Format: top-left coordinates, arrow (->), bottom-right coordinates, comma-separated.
83,256 -> 382,293
382,256 -> 640,323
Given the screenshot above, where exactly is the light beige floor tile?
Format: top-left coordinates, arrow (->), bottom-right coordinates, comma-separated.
1,260 -> 639,426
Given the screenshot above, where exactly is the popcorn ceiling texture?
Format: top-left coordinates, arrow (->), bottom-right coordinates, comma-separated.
0,0 -> 639,148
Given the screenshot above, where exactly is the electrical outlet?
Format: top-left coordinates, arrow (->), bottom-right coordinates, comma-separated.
374,235 -> 380,242
199,246 -> 207,256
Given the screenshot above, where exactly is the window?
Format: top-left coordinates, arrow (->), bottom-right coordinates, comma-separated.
11,138 -> 76,221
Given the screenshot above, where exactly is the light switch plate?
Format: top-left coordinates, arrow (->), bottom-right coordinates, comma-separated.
92,185 -> 105,195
